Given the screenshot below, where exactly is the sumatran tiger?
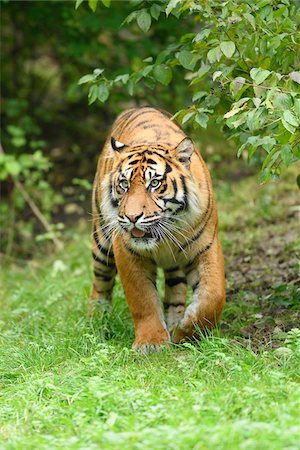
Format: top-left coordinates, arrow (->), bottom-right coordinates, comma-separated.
90,106 -> 225,353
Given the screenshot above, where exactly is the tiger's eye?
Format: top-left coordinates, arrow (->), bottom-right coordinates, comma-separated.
120,179 -> 129,189
150,179 -> 160,188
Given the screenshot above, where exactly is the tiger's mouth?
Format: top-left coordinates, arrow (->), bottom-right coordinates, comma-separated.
131,227 -> 152,239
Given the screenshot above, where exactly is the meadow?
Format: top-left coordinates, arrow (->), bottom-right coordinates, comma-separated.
1,164 -> 299,450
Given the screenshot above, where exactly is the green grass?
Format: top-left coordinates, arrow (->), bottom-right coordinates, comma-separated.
1,166 -> 300,449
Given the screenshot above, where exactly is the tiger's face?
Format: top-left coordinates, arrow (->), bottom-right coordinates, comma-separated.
103,137 -> 200,251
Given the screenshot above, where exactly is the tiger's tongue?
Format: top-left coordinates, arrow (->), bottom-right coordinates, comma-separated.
131,227 -> 146,238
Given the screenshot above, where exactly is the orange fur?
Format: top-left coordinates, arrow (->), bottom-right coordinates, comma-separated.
90,107 -> 225,352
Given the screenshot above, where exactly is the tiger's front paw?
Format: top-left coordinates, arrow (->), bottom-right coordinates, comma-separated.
171,321 -> 192,344
132,342 -> 169,355
132,333 -> 170,355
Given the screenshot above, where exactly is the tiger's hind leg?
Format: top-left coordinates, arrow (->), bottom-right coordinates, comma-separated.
89,226 -> 116,315
164,268 -> 187,335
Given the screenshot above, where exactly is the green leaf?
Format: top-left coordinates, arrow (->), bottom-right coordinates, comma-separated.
212,71 -> 222,81
273,93 -> 293,110
97,83 -> 109,103
273,5 -> 287,19
207,46 -> 221,63
153,65 -> 172,85
283,110 -> 299,127
244,13 -> 256,30
137,9 -> 151,33
6,160 -> 21,177
182,111 -> 195,124
220,41 -> 235,58
289,72 -> 300,84
150,4 -> 161,20
7,125 -> 24,137
190,64 -> 210,85
258,169 -> 270,184
78,74 -> 95,85
224,108 -> 241,119
88,0 -> 98,12
193,29 -> 211,42
250,68 -> 271,85
192,91 -> 206,102
177,50 -> 196,70
294,99 -> 300,119
93,68 -> 104,76
281,144 -> 293,167
114,74 -> 129,84
281,119 -> 296,134
101,0 -> 111,7
75,0 -> 85,9
195,113 -> 209,128
88,85 -> 98,104
12,136 -> 26,148
165,0 -> 181,17
142,65 -> 153,77
230,77 -> 246,97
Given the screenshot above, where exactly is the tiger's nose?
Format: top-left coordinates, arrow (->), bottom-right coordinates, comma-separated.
126,212 -> 143,223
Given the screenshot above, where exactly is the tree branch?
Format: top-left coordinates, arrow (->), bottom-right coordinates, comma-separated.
0,143 -> 63,251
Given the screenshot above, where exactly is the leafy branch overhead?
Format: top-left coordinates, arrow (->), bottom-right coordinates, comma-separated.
77,0 -> 300,183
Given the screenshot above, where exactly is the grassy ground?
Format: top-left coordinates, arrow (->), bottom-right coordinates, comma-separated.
1,164 -> 299,450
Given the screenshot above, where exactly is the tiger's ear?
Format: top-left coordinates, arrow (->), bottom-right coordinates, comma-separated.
175,137 -> 194,168
111,137 -> 126,152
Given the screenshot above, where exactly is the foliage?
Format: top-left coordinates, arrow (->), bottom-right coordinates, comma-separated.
78,0 -> 300,182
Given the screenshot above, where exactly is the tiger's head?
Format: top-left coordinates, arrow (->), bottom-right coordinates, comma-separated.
102,137 -> 201,251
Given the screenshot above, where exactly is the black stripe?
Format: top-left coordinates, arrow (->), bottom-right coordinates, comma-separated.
159,183 -> 167,194
95,183 -> 101,215
128,159 -> 140,166
182,204 -> 213,248
185,259 -> 196,271
196,225 -> 217,257
117,110 -> 136,135
143,124 -> 160,129
182,176 -> 212,249
126,109 -> 156,132
127,152 -> 141,160
131,109 -> 155,121
124,243 -> 141,257
165,124 -> 185,135
165,163 -> 172,174
94,271 -> 113,282
93,227 -> 113,258
165,302 -> 185,308
165,277 -> 186,287
92,252 -> 115,268
95,288 -> 111,296
146,158 -> 157,165
108,174 -> 119,208
165,266 -> 179,273
134,119 -> 153,128
192,281 -> 199,291
171,178 -> 178,194
163,197 -> 183,205
180,175 -> 188,211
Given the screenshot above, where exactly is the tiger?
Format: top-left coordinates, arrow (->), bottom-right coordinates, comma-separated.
90,106 -> 225,353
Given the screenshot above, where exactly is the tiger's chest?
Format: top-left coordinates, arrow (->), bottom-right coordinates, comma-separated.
149,240 -> 193,272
